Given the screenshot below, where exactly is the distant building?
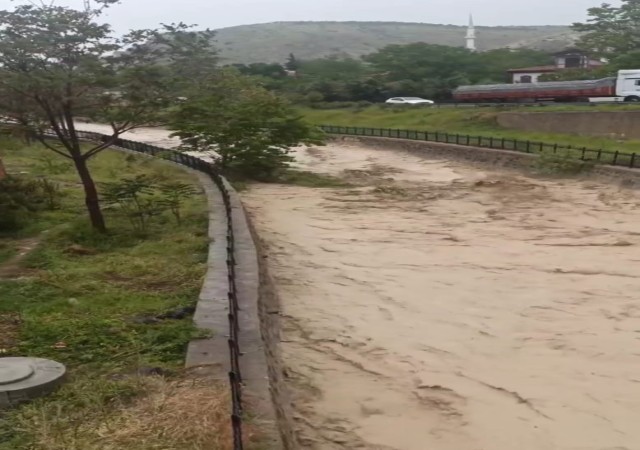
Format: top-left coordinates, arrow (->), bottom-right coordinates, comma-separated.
465,15 -> 476,52
508,49 -> 606,84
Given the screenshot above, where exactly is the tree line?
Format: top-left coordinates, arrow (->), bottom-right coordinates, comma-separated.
234,46 -> 551,103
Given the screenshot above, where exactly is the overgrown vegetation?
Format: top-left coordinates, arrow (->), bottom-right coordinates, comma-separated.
574,0 -> 640,62
539,0 -> 640,81
242,46 -> 553,104
101,176 -> 197,232
532,151 -> 595,175
0,139 -> 229,449
0,176 -> 61,232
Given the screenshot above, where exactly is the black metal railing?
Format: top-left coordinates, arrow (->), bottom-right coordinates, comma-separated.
71,130 -> 246,450
318,125 -> 640,169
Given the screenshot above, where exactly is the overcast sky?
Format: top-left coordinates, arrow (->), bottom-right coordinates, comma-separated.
9,0 -> 620,32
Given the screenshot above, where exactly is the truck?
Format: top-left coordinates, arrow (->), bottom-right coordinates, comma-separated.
452,69 -> 640,103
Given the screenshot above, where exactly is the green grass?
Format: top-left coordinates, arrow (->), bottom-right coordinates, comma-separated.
0,137 -> 214,449
301,105 -> 640,155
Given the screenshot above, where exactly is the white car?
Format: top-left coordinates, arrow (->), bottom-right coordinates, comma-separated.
385,97 -> 435,105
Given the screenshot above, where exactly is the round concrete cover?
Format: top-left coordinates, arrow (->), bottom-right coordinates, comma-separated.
0,357 -> 66,408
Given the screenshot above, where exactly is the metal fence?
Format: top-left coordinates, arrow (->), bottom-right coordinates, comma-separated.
319,125 -> 639,169
73,131 -> 246,450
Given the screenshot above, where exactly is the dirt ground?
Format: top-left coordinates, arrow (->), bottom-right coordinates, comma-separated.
241,141 -> 640,450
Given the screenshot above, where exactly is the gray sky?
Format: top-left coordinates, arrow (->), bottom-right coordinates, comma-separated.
12,0 -> 620,32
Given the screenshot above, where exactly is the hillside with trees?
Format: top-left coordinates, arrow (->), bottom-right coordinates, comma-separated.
215,22 -> 575,64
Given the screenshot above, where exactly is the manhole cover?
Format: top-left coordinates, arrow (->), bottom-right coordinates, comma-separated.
0,357 -> 66,408
0,360 -> 35,385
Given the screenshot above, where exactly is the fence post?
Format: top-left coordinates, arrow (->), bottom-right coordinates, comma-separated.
526,141 -> 531,153
597,149 -> 602,161
581,147 -> 586,161
466,135 -> 470,146
501,138 -> 505,149
456,134 -> 460,145
489,137 -> 494,148
613,150 -> 619,165
630,153 -> 636,168
553,143 -> 558,154
435,132 -> 439,142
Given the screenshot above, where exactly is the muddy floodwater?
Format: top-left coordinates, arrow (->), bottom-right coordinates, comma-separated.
75,124 -> 640,449
242,141 -> 640,450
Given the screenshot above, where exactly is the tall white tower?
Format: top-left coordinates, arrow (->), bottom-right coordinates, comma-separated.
466,15 -> 476,52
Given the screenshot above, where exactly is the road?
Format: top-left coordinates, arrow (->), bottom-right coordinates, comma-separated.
241,139 -> 640,450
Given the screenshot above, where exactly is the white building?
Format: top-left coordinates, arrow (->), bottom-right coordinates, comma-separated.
465,15 -> 476,52
508,49 -> 606,84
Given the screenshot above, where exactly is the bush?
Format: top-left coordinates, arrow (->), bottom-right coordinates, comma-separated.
309,101 -> 361,110
0,176 -> 53,231
102,176 -> 199,231
533,151 -> 595,175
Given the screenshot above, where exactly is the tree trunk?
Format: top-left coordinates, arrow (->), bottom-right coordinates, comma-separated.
73,156 -> 106,232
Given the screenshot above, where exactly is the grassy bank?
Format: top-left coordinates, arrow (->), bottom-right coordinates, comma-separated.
300,106 -> 640,154
0,137 -> 239,449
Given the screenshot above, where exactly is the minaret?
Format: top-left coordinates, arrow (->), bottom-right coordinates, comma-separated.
466,15 -> 476,52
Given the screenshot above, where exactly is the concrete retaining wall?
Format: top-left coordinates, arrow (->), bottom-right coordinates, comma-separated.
223,178 -> 282,448
497,110 -> 640,139
184,173 -> 281,448
110,147 -> 282,448
334,135 -> 640,188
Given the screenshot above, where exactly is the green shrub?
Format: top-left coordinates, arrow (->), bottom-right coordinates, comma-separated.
0,176 -> 55,231
533,151 -> 595,175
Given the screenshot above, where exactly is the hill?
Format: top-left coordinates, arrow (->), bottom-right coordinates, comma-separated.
214,21 -> 576,64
